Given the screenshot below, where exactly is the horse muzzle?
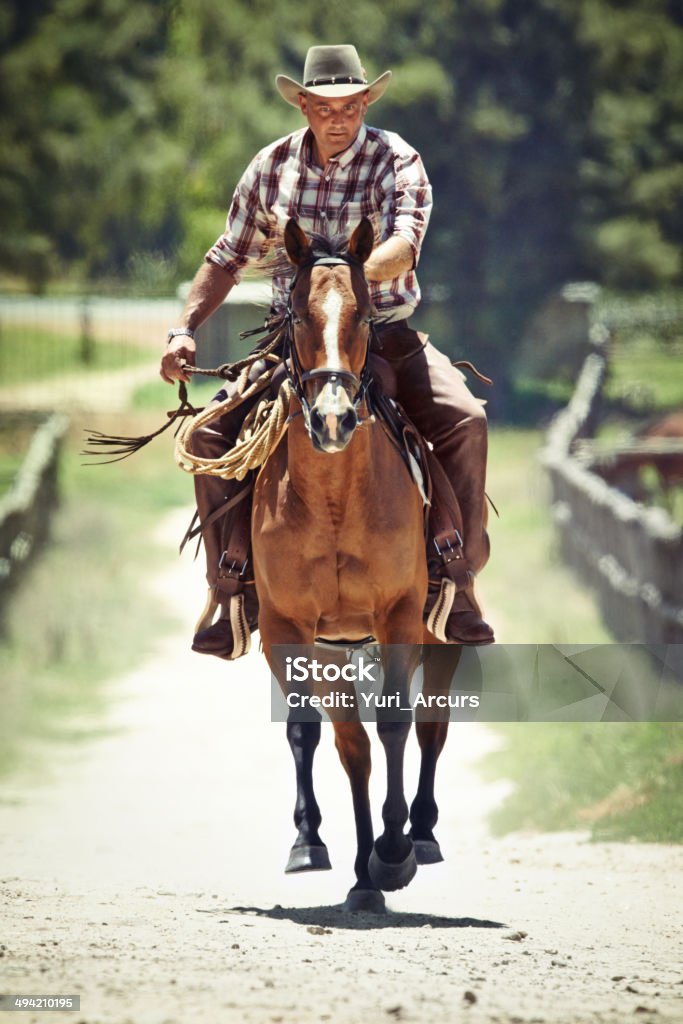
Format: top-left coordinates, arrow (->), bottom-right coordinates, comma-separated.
308,386 -> 359,452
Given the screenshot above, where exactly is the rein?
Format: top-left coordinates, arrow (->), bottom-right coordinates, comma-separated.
283,252 -> 375,436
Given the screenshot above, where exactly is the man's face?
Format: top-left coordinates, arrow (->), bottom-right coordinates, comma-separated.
298,91 -> 369,161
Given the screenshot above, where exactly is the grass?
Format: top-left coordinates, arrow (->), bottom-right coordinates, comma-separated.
479,722 -> 683,843
484,427 -> 612,643
131,374 -> 220,411
0,417 -> 190,779
481,429 -> 682,844
1,327 -> 152,384
604,333 -> 683,414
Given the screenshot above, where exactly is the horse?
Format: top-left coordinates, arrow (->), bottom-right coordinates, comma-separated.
252,218 -> 456,912
638,411 -> 683,496
592,411 -> 683,509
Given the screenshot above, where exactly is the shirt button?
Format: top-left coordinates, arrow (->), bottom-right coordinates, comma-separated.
320,211 -> 327,218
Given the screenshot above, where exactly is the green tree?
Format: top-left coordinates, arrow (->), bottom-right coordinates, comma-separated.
1,0 -> 681,407
0,0 -> 183,288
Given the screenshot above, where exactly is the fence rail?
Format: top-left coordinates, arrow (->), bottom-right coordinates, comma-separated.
0,413 -> 69,613
541,309 -> 683,642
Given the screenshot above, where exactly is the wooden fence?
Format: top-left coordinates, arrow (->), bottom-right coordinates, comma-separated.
541,312 -> 683,643
0,413 -> 69,614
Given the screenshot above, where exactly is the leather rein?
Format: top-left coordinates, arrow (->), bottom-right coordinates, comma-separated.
283,253 -> 376,435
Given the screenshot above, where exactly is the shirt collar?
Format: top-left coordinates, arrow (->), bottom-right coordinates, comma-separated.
336,122 -> 368,169
301,123 -> 368,171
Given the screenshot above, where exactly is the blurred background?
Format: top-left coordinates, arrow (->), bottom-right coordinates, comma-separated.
0,0 -> 682,841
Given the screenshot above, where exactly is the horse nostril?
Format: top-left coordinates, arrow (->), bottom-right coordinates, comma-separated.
310,407 -> 325,433
341,409 -> 358,434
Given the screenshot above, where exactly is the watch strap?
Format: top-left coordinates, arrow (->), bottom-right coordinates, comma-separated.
167,327 -> 195,341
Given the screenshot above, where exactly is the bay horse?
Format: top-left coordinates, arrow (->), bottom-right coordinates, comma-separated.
593,411 -> 683,507
252,218 -> 455,912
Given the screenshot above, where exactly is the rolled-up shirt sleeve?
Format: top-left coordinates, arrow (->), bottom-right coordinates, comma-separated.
205,155 -> 270,281
382,145 -> 433,268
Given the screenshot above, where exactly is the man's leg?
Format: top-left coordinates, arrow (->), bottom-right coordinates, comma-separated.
375,322 -> 494,644
190,386 -> 261,658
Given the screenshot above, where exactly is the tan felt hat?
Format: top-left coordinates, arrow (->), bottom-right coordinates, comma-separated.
276,45 -> 391,107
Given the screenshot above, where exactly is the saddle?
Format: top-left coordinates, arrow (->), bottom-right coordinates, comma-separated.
210,350 -> 471,608
366,355 -> 472,592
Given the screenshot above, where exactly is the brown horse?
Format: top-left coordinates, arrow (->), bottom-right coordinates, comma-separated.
593,411 -> 683,506
252,219 -> 455,912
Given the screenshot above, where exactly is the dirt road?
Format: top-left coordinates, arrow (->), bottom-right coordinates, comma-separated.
1,511 -> 681,1024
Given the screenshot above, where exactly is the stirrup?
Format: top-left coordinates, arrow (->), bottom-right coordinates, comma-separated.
426,578 -> 458,643
426,577 -> 493,645
195,588 -> 219,634
193,590 -> 252,660
226,594 -> 252,660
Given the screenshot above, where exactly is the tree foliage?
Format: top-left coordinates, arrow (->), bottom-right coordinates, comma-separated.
1,0 -> 681,374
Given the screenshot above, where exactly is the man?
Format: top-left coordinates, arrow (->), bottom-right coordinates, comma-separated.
161,44 -> 494,658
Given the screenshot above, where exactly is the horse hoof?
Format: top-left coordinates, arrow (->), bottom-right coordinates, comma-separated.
368,844 -> 418,892
343,888 -> 387,914
285,844 -> 332,874
413,839 -> 444,865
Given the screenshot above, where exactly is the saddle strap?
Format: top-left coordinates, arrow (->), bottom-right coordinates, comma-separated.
370,388 -> 432,528
215,498 -> 253,598
451,359 -> 493,387
179,481 -> 253,558
425,449 -> 472,591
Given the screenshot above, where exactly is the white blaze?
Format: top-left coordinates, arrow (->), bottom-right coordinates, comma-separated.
322,287 -> 343,367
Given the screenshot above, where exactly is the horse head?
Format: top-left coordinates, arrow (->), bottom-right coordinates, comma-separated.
284,218 -> 375,453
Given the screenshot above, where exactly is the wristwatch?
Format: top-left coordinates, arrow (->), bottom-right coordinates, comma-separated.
167,327 -> 195,341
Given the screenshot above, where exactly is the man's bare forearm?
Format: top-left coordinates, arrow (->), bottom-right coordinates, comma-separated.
364,236 -> 414,282
181,261 -> 237,331
160,261 -> 236,384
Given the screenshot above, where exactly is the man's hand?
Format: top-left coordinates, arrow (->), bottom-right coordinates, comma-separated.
160,335 -> 197,385
159,262 -> 236,384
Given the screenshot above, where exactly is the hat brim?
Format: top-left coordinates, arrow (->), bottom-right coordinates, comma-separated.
275,70 -> 392,107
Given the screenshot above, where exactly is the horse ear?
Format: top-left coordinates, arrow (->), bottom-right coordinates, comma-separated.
348,218 -> 374,264
284,219 -> 311,265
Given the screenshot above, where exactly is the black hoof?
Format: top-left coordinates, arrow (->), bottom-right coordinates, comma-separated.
368,843 -> 418,892
285,843 -> 332,874
343,888 -> 387,914
413,839 -> 444,865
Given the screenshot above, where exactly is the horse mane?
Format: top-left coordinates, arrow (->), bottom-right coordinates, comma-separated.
243,227 -> 351,282
305,231 -> 351,259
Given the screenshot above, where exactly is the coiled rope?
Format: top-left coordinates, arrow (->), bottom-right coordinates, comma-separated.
174,371 -> 293,480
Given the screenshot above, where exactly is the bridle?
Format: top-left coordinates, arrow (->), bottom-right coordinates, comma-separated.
284,253 -> 376,436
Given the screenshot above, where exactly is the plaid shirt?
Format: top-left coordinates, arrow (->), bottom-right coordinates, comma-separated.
206,123 -> 432,321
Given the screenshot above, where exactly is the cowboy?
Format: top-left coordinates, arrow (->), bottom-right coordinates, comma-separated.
161,44 -> 494,657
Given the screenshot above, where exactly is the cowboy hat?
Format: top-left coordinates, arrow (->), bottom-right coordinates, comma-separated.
276,45 -> 392,107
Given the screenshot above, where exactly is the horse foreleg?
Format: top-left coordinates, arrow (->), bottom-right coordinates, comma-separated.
369,716 -> 416,892
366,624 -> 422,892
332,720 -> 385,912
285,717 -> 332,873
260,617 -> 332,875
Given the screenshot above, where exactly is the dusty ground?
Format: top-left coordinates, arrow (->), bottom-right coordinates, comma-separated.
1,511 -> 682,1024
